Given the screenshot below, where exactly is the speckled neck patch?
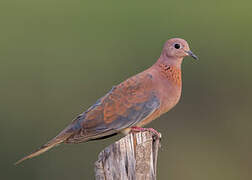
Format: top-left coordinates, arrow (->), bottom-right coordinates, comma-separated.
158,63 -> 181,85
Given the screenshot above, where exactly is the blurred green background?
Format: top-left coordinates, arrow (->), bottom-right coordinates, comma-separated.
1,0 -> 251,179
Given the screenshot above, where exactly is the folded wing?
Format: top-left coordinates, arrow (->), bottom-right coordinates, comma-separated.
64,73 -> 160,143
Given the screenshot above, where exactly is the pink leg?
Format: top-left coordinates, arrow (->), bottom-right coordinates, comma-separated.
131,126 -> 161,138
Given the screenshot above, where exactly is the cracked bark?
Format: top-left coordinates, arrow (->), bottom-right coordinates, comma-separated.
94,131 -> 161,180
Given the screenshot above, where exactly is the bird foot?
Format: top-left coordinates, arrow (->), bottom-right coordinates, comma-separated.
130,126 -> 161,139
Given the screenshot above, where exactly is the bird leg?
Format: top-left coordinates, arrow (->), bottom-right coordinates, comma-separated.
130,126 -> 161,139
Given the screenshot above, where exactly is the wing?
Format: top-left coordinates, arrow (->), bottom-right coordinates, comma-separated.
64,73 -> 160,143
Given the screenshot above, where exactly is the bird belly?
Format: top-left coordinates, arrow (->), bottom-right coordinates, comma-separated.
121,81 -> 182,134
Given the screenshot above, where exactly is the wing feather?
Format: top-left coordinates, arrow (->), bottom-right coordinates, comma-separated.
64,73 -> 160,143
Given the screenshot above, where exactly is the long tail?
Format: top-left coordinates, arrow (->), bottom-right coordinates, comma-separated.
15,133 -> 71,165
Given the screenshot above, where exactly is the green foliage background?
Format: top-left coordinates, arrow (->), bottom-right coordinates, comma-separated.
0,0 -> 251,179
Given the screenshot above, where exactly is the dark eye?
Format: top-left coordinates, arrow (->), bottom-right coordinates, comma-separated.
174,43 -> 180,49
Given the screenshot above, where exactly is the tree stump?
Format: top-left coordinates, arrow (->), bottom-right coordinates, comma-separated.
94,131 -> 161,180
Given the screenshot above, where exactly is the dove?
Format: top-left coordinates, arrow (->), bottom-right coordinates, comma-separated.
15,38 -> 198,165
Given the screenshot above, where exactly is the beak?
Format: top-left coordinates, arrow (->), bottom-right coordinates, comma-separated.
186,50 -> 199,60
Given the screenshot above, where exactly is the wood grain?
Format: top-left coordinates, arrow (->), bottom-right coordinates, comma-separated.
95,131 -> 161,180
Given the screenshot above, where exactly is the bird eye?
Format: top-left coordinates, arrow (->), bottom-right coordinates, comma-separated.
174,43 -> 180,49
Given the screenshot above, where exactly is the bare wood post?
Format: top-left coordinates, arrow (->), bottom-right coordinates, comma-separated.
95,131 -> 161,180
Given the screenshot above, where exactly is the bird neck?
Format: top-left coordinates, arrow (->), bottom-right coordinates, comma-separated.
154,56 -> 182,86
157,53 -> 183,69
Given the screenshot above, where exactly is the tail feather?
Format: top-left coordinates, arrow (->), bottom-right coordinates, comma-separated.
15,133 -> 71,165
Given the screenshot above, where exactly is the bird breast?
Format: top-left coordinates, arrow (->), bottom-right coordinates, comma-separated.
155,64 -> 182,113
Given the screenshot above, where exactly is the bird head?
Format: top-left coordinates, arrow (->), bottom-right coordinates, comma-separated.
162,38 -> 198,60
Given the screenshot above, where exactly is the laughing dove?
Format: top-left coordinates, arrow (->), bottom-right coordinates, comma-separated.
15,38 -> 198,164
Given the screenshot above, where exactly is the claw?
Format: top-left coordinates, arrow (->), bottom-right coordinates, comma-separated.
130,126 -> 161,139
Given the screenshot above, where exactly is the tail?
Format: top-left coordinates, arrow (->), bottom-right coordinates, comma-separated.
15,133 -> 71,165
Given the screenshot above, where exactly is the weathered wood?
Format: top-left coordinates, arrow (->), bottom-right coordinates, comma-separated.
94,131 -> 161,180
